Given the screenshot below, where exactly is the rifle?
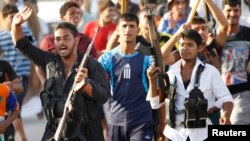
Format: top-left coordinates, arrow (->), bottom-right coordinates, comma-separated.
187,0 -> 201,24
203,0 -> 215,34
53,27 -> 99,141
135,0 -> 169,103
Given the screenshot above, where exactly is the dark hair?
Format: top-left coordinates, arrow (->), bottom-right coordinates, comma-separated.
98,0 -> 115,13
191,16 -> 207,25
60,1 -> 80,17
222,0 -> 241,8
55,22 -> 79,37
2,4 -> 18,18
119,13 -> 139,26
180,29 -> 202,47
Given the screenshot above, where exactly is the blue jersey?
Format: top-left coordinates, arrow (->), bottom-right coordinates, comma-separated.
98,47 -> 153,126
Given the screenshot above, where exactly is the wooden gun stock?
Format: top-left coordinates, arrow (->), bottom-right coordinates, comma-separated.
187,0 -> 201,24
121,0 -> 127,14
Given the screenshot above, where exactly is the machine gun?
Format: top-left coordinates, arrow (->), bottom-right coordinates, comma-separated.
53,27 -> 99,141
136,0 -> 170,103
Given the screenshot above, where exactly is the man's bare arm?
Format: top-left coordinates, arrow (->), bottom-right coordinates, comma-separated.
161,24 -> 189,65
220,102 -> 233,125
205,0 -> 228,47
4,78 -> 23,94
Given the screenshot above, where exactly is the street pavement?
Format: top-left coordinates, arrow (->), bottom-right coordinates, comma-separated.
15,96 -> 46,141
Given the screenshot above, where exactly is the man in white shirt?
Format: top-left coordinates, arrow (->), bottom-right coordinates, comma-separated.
147,29 -> 233,141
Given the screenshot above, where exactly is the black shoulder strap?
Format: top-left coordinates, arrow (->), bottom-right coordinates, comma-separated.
193,64 -> 205,88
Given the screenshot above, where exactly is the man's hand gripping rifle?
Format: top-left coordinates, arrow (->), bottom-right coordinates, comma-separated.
135,0 -> 170,103
53,27 -> 99,141
136,0 -> 170,102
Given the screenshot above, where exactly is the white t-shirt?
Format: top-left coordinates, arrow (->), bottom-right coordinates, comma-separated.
147,59 -> 234,141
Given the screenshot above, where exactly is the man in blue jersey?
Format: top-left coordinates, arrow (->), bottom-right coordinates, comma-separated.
98,13 -> 154,141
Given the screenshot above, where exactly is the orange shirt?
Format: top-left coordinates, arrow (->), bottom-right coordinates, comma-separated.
0,84 -> 10,116
0,83 -> 18,116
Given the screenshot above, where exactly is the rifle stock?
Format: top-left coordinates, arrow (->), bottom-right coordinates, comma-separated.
121,0 -> 127,14
53,27 -> 99,141
186,0 -> 201,24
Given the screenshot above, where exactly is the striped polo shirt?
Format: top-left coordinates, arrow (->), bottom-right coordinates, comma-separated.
0,27 -> 37,77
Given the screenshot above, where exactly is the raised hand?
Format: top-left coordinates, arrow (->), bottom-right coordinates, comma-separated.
176,23 -> 190,35
74,68 -> 89,91
167,11 -> 177,30
147,65 -> 161,80
12,6 -> 32,26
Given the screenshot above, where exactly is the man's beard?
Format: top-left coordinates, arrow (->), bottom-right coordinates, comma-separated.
61,42 -> 77,59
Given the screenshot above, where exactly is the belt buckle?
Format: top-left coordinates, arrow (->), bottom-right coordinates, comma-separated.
175,121 -> 184,127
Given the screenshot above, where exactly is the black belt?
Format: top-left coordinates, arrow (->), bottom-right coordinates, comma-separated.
175,109 -> 185,114
166,119 -> 185,126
